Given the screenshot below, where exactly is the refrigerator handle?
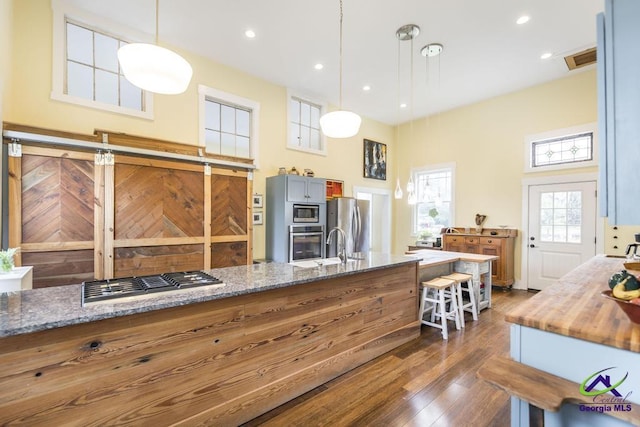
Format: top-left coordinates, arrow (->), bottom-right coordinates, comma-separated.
353,204 -> 361,252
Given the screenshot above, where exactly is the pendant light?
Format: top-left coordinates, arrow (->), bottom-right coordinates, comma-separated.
394,24 -> 419,200
394,178 -> 403,199
396,24 -> 420,205
394,34 -> 403,200
319,0 -> 362,138
118,0 -> 193,95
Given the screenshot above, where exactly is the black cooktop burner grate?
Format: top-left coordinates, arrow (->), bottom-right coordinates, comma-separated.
82,271 -> 223,305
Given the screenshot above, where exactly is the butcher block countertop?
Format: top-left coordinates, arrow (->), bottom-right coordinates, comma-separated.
405,249 -> 498,267
505,255 -> 640,352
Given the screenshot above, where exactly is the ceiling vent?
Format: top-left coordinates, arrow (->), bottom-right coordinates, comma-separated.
564,47 -> 597,70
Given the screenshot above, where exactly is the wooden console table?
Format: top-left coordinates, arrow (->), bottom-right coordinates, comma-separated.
441,227 -> 517,288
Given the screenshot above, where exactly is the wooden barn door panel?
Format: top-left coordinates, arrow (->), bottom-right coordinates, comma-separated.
21,250 -> 95,288
22,155 -> 94,243
114,245 -> 205,277
211,173 -> 248,236
111,157 -> 206,277
211,242 -> 248,267
9,147 -> 98,288
114,164 -> 204,239
210,168 -> 252,266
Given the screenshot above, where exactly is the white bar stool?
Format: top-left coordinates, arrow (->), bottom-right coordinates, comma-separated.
418,277 -> 461,340
442,272 -> 478,325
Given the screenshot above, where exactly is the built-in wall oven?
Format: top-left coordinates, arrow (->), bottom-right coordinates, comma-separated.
292,204 -> 320,223
289,225 -> 325,262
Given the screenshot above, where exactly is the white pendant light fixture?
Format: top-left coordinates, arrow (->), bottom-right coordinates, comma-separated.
319,0 -> 362,138
117,0 -> 193,95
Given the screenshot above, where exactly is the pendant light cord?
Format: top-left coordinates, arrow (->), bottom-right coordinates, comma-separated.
339,0 -> 344,109
155,0 -> 159,45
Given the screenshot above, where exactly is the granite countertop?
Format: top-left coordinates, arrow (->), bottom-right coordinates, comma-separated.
0,253 -> 418,338
505,255 -> 640,352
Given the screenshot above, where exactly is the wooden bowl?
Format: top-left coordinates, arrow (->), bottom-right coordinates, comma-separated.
601,290 -> 640,324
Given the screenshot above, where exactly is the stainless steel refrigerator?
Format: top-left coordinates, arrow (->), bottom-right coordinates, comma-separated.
326,198 -> 370,259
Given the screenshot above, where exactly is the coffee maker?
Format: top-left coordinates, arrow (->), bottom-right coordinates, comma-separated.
625,233 -> 640,259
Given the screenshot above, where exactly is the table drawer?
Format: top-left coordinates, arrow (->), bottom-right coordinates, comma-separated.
446,236 -> 464,244
480,237 -> 502,246
465,237 -> 480,244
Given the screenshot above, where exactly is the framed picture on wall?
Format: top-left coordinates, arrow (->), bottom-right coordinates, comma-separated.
253,211 -> 263,225
363,139 -> 387,180
252,194 -> 263,208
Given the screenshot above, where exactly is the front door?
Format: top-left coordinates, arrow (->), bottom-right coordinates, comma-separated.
527,181 -> 597,291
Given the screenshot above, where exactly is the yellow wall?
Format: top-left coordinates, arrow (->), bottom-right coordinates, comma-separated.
0,0 -> 12,116
394,69 -> 599,282
4,0 -> 396,259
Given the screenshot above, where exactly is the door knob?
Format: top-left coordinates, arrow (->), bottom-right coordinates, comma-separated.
529,244 -> 536,248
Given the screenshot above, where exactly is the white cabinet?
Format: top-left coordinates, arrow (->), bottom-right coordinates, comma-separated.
285,175 -> 326,203
598,0 -> 640,225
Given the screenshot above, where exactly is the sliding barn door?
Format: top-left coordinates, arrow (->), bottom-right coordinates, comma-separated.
210,167 -> 252,267
8,147 -> 101,288
110,156 -> 206,278
7,144 -> 253,287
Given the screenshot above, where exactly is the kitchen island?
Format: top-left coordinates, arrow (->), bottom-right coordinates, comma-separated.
0,253 -> 419,426
505,255 -> 640,426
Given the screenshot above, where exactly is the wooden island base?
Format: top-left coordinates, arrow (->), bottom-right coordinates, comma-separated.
0,263 -> 419,426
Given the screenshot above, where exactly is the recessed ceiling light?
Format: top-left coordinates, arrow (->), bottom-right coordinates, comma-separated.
540,52 -> 553,60
314,63 -> 324,70
363,85 -> 371,91
245,29 -> 256,38
516,15 -> 530,25
400,103 -> 407,109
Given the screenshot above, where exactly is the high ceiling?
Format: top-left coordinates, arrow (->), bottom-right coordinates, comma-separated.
67,0 -> 604,125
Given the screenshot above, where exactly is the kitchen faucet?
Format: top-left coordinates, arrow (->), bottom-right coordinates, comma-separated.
326,227 -> 347,264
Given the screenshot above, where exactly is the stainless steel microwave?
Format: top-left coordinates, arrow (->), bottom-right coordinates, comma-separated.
292,204 -> 320,223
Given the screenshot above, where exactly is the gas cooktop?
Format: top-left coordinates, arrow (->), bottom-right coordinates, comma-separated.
82,271 -> 224,305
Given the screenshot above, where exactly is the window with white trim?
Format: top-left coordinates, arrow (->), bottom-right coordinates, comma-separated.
66,21 -> 143,110
412,164 -> 455,239
287,91 -> 327,155
51,0 -> 153,118
524,123 -> 598,173
532,133 -> 593,167
198,85 -> 260,163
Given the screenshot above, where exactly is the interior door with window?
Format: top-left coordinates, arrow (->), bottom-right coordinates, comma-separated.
527,181 -> 597,290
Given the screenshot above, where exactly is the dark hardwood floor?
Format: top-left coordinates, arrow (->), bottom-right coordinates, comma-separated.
243,288 -> 536,427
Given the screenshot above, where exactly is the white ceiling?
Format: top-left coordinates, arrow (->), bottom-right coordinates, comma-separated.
67,0 -> 604,125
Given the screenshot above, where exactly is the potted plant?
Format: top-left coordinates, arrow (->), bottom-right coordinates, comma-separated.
0,248 -> 17,273
416,230 -> 432,246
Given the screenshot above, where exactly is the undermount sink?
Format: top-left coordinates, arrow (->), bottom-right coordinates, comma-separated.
289,257 -> 354,268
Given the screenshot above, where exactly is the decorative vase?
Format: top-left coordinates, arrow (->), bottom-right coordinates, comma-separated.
475,226 -> 483,234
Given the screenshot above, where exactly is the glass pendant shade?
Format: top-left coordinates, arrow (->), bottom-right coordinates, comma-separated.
394,178 -> 403,199
408,190 -> 417,205
118,43 -> 193,95
406,176 -> 415,193
319,110 -> 362,138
